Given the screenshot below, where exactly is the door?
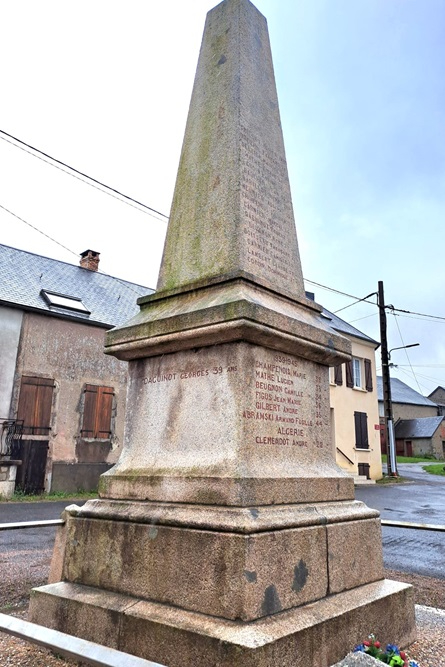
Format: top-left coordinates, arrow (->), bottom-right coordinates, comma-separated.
405,440 -> 413,457
15,440 -> 49,493
15,376 -> 54,494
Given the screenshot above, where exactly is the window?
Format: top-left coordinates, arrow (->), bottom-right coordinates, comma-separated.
17,376 -> 54,435
80,385 -> 114,439
346,357 -> 372,391
41,290 -> 90,314
354,411 -> 369,449
352,358 -> 362,388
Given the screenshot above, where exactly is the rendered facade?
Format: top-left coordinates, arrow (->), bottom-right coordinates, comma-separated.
0,244 -> 151,494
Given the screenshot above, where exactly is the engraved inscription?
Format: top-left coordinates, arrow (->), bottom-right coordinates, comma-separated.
239,125 -> 299,285
242,354 -> 330,449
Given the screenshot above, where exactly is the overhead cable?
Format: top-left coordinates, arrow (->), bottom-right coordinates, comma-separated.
0,129 -> 169,221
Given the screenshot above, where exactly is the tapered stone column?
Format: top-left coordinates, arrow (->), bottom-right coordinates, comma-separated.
30,1 -> 416,665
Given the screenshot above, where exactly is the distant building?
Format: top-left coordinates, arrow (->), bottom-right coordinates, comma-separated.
307,294 -> 382,482
428,386 -> 445,416
0,244 -> 153,494
394,417 -> 445,459
377,377 -> 444,459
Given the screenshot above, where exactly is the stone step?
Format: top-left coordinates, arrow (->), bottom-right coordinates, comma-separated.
354,475 -> 376,486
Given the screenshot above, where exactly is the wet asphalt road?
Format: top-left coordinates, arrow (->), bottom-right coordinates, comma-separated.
355,463 -> 445,579
0,500 -> 86,556
1,466 -> 444,579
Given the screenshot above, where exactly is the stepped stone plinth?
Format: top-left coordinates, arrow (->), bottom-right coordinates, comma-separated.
29,0 -> 416,665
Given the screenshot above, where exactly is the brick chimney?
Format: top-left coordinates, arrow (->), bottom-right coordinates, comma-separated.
80,249 -> 100,272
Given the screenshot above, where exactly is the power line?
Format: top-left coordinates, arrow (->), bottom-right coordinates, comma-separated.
333,291 -> 377,314
305,278 -> 445,325
304,279 -> 377,305
0,203 -> 78,258
0,203 -> 148,298
390,310 -> 423,394
0,129 -> 169,221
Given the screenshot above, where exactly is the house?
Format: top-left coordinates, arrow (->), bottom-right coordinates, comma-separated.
377,377 -> 443,458
394,417 -> 445,459
307,295 -> 382,481
0,244 -> 152,494
428,386 -> 445,416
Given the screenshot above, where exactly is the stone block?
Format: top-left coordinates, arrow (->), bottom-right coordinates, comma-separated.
29,579 -> 416,667
327,519 -> 384,594
60,515 -> 328,621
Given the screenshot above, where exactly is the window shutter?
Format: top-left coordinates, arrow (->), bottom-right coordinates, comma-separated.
346,360 -> 354,388
364,359 -> 373,392
81,384 -> 114,439
354,411 -> 369,449
17,376 -> 54,435
334,364 -> 343,386
81,385 -> 98,437
96,386 -> 114,438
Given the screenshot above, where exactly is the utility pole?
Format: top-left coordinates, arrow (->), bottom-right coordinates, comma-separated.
378,281 -> 398,476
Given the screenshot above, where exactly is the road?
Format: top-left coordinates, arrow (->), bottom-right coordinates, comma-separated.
356,463 -> 445,579
1,467 -> 444,580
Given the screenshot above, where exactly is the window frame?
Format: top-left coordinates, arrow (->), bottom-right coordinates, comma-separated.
352,358 -> 362,389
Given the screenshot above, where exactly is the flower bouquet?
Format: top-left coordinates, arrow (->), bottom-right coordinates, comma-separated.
354,634 -> 419,666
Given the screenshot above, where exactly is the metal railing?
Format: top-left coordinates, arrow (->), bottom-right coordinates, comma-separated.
1,518 -> 445,532
0,613 -> 166,667
0,418 -> 23,458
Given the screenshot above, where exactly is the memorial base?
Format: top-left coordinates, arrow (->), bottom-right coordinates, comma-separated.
30,579 -> 415,667
29,500 -> 416,665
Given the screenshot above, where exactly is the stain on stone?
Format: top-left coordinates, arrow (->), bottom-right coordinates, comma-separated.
244,570 -> 257,583
261,584 -> 282,615
249,508 -> 259,519
292,559 -> 309,593
217,55 -> 227,66
148,525 -> 158,540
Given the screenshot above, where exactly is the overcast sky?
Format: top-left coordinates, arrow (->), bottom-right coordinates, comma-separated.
1,0 -> 444,395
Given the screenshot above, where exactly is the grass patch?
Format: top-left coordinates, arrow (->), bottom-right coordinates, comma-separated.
377,475 -> 408,484
382,454 -> 438,464
422,463 -> 445,477
4,489 -> 98,503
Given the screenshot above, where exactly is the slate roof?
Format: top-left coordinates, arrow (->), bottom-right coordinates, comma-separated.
376,376 -> 437,407
0,244 -> 154,328
305,292 -> 379,346
395,416 -> 444,439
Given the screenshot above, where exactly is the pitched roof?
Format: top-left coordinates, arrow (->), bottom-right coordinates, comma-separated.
0,244 -> 153,328
377,376 -> 437,407
395,416 -> 444,439
305,293 -> 379,347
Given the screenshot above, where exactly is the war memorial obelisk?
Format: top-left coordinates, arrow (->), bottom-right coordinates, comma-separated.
30,0 -> 416,664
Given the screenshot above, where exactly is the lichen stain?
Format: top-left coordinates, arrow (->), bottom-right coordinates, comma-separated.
217,55 -> 227,66
249,508 -> 259,519
244,570 -> 257,583
261,584 -> 282,615
292,559 -> 309,593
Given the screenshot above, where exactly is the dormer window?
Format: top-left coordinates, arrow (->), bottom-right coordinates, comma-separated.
41,290 -> 90,314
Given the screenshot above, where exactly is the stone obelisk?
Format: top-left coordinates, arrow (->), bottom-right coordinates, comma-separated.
30,1 -> 415,665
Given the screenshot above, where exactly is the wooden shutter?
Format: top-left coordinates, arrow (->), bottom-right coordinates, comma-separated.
334,364 -> 343,386
17,376 -> 54,435
364,359 -> 373,392
345,360 -> 354,388
81,385 -> 114,438
96,386 -> 114,438
354,411 -> 369,449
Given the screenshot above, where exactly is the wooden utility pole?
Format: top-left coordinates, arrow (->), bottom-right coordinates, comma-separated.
378,281 -> 398,476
